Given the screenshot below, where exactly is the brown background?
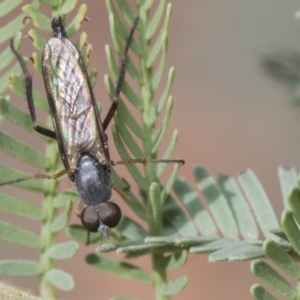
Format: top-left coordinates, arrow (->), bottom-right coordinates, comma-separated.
1,0 -> 300,299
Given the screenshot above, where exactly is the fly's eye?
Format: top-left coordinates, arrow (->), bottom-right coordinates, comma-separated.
81,206 -> 100,232
98,202 -> 121,228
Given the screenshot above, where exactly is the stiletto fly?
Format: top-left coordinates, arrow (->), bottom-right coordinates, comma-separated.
6,16 -> 184,239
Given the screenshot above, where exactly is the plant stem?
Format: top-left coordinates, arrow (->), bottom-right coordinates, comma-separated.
138,4 -> 169,299
153,257 -> 169,300
39,136 -> 60,299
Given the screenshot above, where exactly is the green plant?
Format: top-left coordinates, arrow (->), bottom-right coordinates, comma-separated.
1,1 -> 300,300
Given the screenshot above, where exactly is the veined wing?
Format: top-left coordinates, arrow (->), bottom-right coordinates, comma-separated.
42,37 -> 106,172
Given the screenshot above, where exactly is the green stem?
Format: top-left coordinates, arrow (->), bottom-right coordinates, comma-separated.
138,3 -> 168,300
39,135 -> 60,299
153,256 -> 169,300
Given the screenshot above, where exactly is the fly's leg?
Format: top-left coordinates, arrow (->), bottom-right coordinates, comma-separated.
102,17 -> 139,131
121,177 -> 130,191
10,39 -> 56,139
0,169 -> 67,187
112,158 -> 185,166
112,183 -> 130,200
34,169 -> 67,180
76,201 -> 84,218
110,160 -> 184,200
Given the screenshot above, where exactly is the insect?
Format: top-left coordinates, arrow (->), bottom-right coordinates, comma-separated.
8,16 -> 184,240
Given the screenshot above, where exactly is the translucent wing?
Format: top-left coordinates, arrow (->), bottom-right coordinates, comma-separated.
42,37 -> 107,176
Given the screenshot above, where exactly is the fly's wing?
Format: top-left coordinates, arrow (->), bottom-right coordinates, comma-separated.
42,37 -> 107,175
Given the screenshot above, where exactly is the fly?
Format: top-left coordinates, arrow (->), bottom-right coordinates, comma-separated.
7,16 -> 184,240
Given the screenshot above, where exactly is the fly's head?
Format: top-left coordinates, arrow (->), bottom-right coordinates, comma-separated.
80,202 -> 121,233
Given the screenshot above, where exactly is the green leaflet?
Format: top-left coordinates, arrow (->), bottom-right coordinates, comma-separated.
149,182 -> 162,236
155,251 -> 188,271
174,177 -> 216,236
0,192 -> 42,220
250,284 -> 277,300
251,260 -> 296,299
66,224 -> 101,244
162,194 -> 198,237
208,241 -> 264,262
61,0 -> 78,14
146,4 -> 172,68
47,241 -> 79,260
82,43 -> 92,68
0,220 -> 40,249
152,31 -> 168,91
218,174 -> 258,240
0,98 -> 43,134
22,6 -> 51,31
9,75 -> 49,111
288,187 -> 300,224
156,129 -> 178,177
44,269 -> 74,291
104,77 -> 144,135
0,46 -> 18,70
0,0 -> 23,18
145,0 -> 165,40
238,169 -> 280,241
116,215 -> 148,240
117,0 -> 137,26
0,260 -> 40,277
106,2 -> 139,55
161,275 -> 188,296
278,166 -> 298,209
53,189 -> 78,208
105,44 -> 141,87
194,166 -> 238,238
51,211 -> 69,233
0,62 -> 21,93
86,254 -> 152,283
0,14 -> 25,44
110,168 -> 147,220
282,210 -> 300,256
263,240 -> 300,279
115,116 -> 144,158
190,238 -> 238,254
0,131 -> 47,168
28,29 -> 46,52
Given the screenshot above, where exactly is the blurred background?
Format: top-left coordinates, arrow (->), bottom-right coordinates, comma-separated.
1,0 -> 300,299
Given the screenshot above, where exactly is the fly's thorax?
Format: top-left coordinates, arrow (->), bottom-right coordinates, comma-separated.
95,147 -> 109,165
74,153 -> 112,206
